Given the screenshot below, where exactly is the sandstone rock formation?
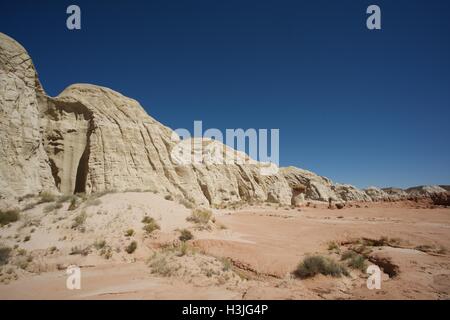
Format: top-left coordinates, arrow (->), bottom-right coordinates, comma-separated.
0,33 -> 447,207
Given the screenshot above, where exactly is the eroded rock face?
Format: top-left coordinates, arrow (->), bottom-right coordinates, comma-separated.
0,33 -> 56,199
0,32 -> 445,206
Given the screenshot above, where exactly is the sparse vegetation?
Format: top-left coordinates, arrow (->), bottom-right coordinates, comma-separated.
43,202 -> 63,213
347,254 -> 366,271
0,246 -> 12,265
294,255 -> 349,279
71,211 -> 87,230
68,197 -> 78,211
125,241 -> 137,254
93,239 -> 106,250
38,191 -> 56,204
164,194 -> 173,201
187,207 -> 213,224
327,241 -> 340,251
125,229 -> 135,237
179,229 -> 193,242
57,194 -> 77,203
84,198 -> 102,208
148,253 -> 175,276
70,246 -> 91,256
0,209 -> 20,226
142,216 -> 160,235
23,235 -> 31,242
179,198 -> 195,209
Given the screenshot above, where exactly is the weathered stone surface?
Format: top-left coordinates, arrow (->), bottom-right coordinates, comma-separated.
364,186 -> 390,202
0,32 -> 445,207
0,33 -> 56,199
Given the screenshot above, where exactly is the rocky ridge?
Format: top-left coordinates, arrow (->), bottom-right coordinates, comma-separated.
0,32 -> 447,207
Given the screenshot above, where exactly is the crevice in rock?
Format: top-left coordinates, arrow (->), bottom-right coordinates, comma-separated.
48,158 -> 61,189
74,140 -> 90,194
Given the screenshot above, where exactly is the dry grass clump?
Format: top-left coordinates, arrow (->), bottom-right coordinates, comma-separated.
0,246 -> 12,265
43,202 -> 63,213
294,255 -> 349,279
38,191 -> 56,204
71,211 -> 87,230
187,207 -> 213,224
0,209 -> 20,226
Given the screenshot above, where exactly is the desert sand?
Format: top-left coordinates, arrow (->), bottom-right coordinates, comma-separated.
0,192 -> 449,300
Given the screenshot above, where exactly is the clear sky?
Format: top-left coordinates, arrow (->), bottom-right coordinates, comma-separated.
1,0 -> 449,188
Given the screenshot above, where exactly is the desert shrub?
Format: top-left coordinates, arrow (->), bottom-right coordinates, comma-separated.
148,253 -> 174,276
347,254 -> 366,271
327,241 -> 339,251
143,221 -> 160,235
125,229 -> 135,237
220,257 -> 232,272
71,211 -> 87,229
142,217 -> 160,235
43,202 -> 63,213
294,255 -> 349,279
70,246 -> 90,256
178,242 -> 188,256
164,194 -> 173,201
0,209 -> 20,226
340,250 -> 358,261
0,246 -> 12,265
100,246 -> 113,259
68,197 -> 78,211
93,239 -> 106,250
179,229 -> 193,242
125,241 -> 137,254
141,216 -> 154,224
187,208 -> 213,224
23,235 -> 31,242
39,191 -> 56,204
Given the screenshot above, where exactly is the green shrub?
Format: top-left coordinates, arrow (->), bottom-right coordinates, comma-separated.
179,229 -> 193,242
0,246 -> 12,265
125,241 -> 137,254
294,255 -> 349,279
187,208 -> 213,224
0,209 -> 20,226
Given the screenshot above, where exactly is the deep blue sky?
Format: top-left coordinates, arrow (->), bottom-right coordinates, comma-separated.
1,0 -> 449,188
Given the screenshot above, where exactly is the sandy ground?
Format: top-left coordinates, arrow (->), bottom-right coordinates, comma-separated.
0,192 -> 449,299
